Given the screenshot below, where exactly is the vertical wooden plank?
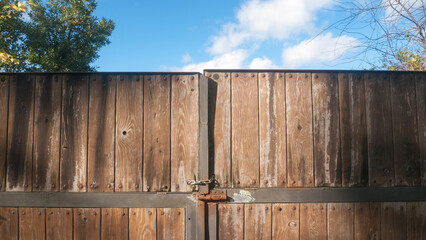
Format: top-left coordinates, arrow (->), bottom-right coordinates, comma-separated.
415,74 -> 426,186
218,204 -> 244,240
286,73 -> 314,187
157,208 -> 185,240
74,208 -> 100,240
272,204 -> 299,240
0,76 -> 9,191
365,73 -> 394,186
206,72 -> 231,188
60,74 -> 88,192
129,208 -> 156,240
171,74 -> 199,192
259,72 -> 286,188
381,202 -> 407,240
101,208 -> 129,240
7,74 -> 34,191
143,74 -> 170,192
328,203 -> 354,240
19,208 -> 45,240
391,73 -> 420,186
46,208 -> 72,240
339,73 -> 368,187
300,203 -> 326,240
313,73 -> 341,187
354,203 -> 380,240
244,204 -> 272,240
33,75 -> 61,192
407,202 -> 426,240
0,208 -> 18,240
115,74 -> 143,192
88,74 -> 115,192
231,72 -> 259,188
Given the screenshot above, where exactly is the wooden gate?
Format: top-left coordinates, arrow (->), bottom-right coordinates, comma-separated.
0,70 -> 425,239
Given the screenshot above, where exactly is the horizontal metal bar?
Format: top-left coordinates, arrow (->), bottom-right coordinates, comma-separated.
226,187 -> 426,203
204,69 -> 426,74
0,72 -> 201,75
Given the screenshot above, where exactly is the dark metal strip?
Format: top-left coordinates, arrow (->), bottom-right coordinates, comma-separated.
207,203 -> 218,240
226,187 -> 426,203
198,75 -> 209,194
204,69 -> 426,74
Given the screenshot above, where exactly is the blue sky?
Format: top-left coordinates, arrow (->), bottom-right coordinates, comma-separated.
93,0 -> 364,72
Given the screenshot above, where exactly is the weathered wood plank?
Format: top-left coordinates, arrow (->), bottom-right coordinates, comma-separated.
328,203 -> 354,240
129,208 -> 156,240
286,73 -> 314,187
101,208 -> 129,240
300,203 -> 326,240
365,73 -> 394,186
407,202 -> 426,240
206,72 -> 231,188
231,72 -> 259,188
354,203 -> 380,240
339,73 -> 368,187
19,208 -> 45,240
88,75 -> 115,192
116,75 -> 143,192
415,74 -> 426,186
244,204 -> 272,240
60,74 -> 88,192
0,208 -> 18,240
74,208 -> 100,240
0,76 -> 9,191
218,204 -> 244,240
143,75 -> 170,192
157,208 -> 185,240
259,72 -> 286,188
46,208 -> 72,240
381,202 -> 407,240
313,73 -> 341,187
272,204 -> 299,240
7,75 -> 34,191
391,73 -> 420,186
171,74 -> 199,192
34,75 -> 61,192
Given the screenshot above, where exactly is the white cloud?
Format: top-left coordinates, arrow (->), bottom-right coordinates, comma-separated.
282,32 -> 358,68
249,56 -> 278,69
182,52 -> 192,63
178,49 -> 249,72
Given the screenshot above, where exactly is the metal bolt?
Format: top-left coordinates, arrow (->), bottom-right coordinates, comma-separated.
265,207 -> 269,211
107,184 -> 111,188
163,76 -> 167,80
24,184 -> 28,188
289,74 -> 293,78
37,211 -> 41,215
120,77 -> 124,81
372,180 -> 377,184
332,207 -> 335,210
90,184 -> 95,188
105,212 -> 109,216
162,185 -> 168,189
278,74 -> 282,78
51,184 -> 55,189
176,77 -> 179,81
77,212 -> 81,215
161,211 -> 164,215
292,180 -> 296,184
35,184 -> 39,188
191,76 -> 195,80
66,211 -> 70,215
118,184 -> 122,188
135,184 -> 139,189
9,184 -> 12,188
348,207 -> 351,210
251,73 -> 255,77
225,74 -> 229,77
50,211 -> 53,215
93,212 -> 97,216
132,211 -> 136,215
147,76 -> 151,80
0,78 -> 5,82
178,211 -> 181,215
281,180 -> 285,184
146,186 -> 151,191
305,74 -> 309,78
0,184 -> 2,188
176,184 -> 179,189
62,184 -> 67,189
122,212 -> 126,216
314,75 -> 318,79
252,180 -> 256,184
122,131 -> 127,136
235,74 -> 239,77
11,210 -> 15,214
148,211 -> 152,215
320,206 -> 324,210
262,74 -> 266,77
79,184 -> 84,189
264,180 -> 268,184
83,217 -> 87,221
278,207 -> 282,211
236,180 -> 240,184
237,207 -> 241,211
292,206 -> 296,210
22,211 -> 26,215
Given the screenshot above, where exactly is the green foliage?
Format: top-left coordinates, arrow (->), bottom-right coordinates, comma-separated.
385,50 -> 426,71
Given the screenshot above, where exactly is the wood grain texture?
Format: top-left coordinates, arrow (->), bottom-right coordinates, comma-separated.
339,73 -> 368,187
171,74 -> 199,192
218,204 -> 244,240
101,208 -> 129,240
88,75 -> 115,192
129,208 -> 156,240
34,75 -> 61,192
231,72 -> 259,188
244,204 -> 272,240
300,203 -> 326,240
286,73 -> 314,187
19,208 -> 45,240
115,75 -> 143,192
259,72 -> 286,188
157,208 -> 185,240
7,75 -> 34,191
407,202 -> 426,240
0,208 -> 18,240
272,204 -> 299,240
74,208 -> 100,240
354,203 -> 380,240
313,73 -> 341,187
328,203 -> 354,240
60,74 -> 88,192
143,75 -> 170,192
207,72 -> 231,188
365,73 -> 394,186
381,202 -> 407,240
391,73 -> 420,186
46,208 -> 72,240
415,74 -> 426,186
0,76 -> 9,191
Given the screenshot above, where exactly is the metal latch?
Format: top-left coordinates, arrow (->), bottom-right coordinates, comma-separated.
186,175 -> 217,186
